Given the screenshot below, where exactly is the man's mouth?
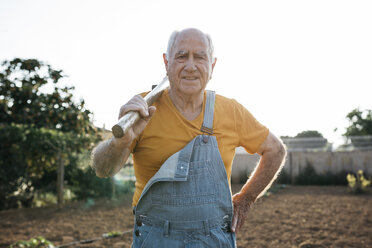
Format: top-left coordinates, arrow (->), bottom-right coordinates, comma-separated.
183,77 -> 198,80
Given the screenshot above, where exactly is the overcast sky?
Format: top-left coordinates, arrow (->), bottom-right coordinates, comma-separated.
1,0 -> 371,147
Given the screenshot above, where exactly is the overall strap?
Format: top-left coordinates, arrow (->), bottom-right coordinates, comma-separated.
201,90 -> 216,135
176,91 -> 216,170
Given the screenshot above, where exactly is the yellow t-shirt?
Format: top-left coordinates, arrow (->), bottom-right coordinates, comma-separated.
130,88 -> 269,206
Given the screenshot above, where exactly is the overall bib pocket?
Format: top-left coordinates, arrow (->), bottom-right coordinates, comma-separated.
151,161 -> 217,206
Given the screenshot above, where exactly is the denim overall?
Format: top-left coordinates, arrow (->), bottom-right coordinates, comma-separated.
132,91 -> 236,248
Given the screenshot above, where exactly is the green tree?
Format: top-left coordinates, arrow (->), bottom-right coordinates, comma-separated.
0,58 -> 94,134
344,108 -> 372,137
295,130 -> 324,138
0,58 -> 101,209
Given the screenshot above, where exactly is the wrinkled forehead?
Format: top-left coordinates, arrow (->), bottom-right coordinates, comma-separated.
172,31 -> 209,54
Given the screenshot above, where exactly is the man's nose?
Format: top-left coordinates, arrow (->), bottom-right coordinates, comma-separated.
185,58 -> 197,72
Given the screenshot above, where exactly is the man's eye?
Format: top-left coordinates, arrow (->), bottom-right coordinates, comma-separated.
194,54 -> 207,60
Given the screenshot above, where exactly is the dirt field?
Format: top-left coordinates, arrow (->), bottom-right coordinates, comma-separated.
1,185 -> 371,248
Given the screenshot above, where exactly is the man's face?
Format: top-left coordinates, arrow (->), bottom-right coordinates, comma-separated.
164,30 -> 216,96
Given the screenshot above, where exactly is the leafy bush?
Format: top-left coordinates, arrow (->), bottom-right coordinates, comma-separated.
65,160 -> 135,200
0,124 -> 102,209
115,179 -> 135,195
33,189 -> 76,207
10,236 -> 54,248
66,165 -> 112,199
347,170 -> 371,194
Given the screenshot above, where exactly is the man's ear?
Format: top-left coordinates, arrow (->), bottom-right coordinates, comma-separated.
209,57 -> 217,80
212,57 -> 217,71
163,53 -> 169,71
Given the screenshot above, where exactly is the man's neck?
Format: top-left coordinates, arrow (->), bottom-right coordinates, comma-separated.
168,88 -> 204,121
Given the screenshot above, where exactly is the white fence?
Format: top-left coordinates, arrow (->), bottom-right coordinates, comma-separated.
231,147 -> 372,184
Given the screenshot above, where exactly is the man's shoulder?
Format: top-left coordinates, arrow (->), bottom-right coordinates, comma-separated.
212,92 -> 243,117
214,92 -> 240,106
213,92 -> 253,119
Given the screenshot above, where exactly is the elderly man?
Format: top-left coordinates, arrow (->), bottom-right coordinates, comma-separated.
92,28 -> 286,247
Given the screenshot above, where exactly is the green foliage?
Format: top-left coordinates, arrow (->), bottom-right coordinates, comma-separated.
103,231 -> 123,238
9,236 -> 54,248
0,58 -> 102,210
66,165 -> 112,199
0,58 -> 95,134
115,179 -> 135,194
280,130 -> 324,140
65,159 -> 135,200
33,189 -> 75,207
0,123 -> 98,209
344,108 -> 372,137
347,170 -> 371,194
295,130 -> 324,138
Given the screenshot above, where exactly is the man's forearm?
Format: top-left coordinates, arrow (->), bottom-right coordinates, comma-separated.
91,138 -> 131,178
238,144 -> 286,204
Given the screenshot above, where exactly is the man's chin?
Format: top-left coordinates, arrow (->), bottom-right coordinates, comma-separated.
179,86 -> 203,95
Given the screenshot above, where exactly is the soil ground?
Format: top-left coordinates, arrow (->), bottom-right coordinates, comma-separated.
1,185 -> 371,248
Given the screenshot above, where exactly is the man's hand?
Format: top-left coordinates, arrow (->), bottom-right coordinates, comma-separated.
117,94 -> 156,144
231,192 -> 253,233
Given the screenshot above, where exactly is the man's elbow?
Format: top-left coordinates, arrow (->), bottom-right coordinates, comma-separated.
91,158 -> 115,178
91,160 -> 105,178
270,138 -> 287,165
95,168 -> 108,178
91,150 -> 109,178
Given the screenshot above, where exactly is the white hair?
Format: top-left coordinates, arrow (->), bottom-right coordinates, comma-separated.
165,29 -> 215,62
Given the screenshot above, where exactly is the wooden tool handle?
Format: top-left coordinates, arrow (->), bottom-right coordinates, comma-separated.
111,76 -> 169,138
